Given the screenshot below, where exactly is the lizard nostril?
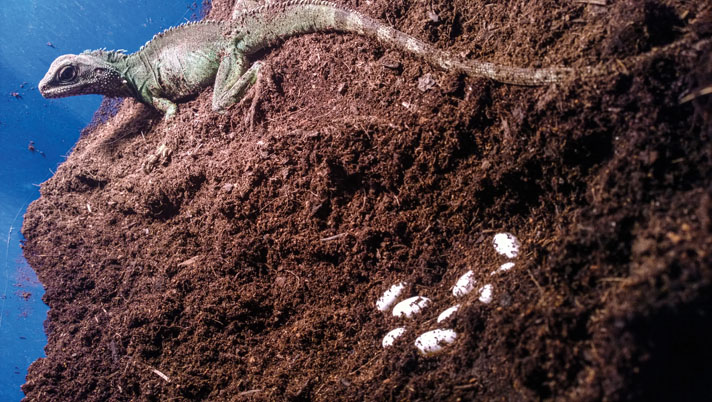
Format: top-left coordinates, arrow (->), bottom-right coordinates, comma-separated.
38,81 -> 53,97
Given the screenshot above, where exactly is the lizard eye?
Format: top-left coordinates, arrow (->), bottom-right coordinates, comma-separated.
57,65 -> 77,82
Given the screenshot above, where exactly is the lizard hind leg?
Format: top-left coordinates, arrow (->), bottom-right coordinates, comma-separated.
212,50 -> 263,113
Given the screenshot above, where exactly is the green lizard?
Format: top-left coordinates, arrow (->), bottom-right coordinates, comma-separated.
39,0 -> 574,118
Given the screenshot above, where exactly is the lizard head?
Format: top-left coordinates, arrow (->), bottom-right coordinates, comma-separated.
39,51 -> 129,98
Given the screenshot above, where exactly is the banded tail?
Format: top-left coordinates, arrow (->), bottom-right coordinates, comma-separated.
230,0 -> 573,86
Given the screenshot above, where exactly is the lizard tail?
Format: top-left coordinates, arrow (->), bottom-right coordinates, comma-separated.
231,1 -> 573,86
330,5 -> 574,86
331,4 -> 709,87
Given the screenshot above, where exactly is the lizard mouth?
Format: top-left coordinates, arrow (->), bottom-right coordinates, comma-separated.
39,78 -> 99,99
39,84 -> 70,98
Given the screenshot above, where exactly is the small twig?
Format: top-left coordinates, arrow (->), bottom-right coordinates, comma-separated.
600,277 -> 625,282
151,368 -> 171,383
526,269 -> 544,295
320,233 -> 347,242
178,255 -> 200,267
349,355 -> 380,376
284,269 -> 301,288
314,381 -> 328,396
574,0 -> 607,5
238,389 -> 262,396
680,85 -> 712,104
258,194 -> 283,212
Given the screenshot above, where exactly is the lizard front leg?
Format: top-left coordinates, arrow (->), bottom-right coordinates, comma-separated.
212,50 -> 262,113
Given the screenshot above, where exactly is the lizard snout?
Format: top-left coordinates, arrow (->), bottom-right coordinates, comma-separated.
38,81 -> 49,96
38,74 -> 54,98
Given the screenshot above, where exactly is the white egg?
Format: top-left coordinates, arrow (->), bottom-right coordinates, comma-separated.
392,296 -> 431,318
452,270 -> 476,297
436,304 -> 460,323
478,284 -> 493,304
499,261 -> 515,272
491,261 -> 515,275
493,232 -> 521,258
382,327 -> 406,348
415,329 -> 457,354
376,282 -> 407,312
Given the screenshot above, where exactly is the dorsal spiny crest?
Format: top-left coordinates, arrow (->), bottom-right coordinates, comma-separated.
136,19 -> 222,54
236,0 -> 342,20
82,49 -> 128,63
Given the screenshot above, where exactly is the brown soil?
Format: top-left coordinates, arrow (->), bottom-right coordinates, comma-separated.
20,0 -> 712,401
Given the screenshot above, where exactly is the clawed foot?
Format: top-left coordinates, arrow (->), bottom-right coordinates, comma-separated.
212,58 -> 274,130
243,66 -> 268,130
235,63 -> 273,130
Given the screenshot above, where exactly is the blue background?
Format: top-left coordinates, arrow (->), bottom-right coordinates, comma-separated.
0,1 -> 204,400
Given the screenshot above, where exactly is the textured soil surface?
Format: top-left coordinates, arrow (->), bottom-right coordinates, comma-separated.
21,0 -> 712,400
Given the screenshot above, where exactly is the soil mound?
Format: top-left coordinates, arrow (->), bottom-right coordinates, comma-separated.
21,0 -> 712,400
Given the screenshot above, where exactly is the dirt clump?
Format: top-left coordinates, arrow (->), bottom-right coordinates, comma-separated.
21,0 -> 712,400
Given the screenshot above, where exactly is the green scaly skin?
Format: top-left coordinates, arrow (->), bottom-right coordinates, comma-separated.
39,0 -> 575,119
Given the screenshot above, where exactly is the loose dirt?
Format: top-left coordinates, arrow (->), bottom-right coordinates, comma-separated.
21,0 -> 712,400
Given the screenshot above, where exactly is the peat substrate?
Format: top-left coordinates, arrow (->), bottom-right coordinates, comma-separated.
21,0 -> 712,400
